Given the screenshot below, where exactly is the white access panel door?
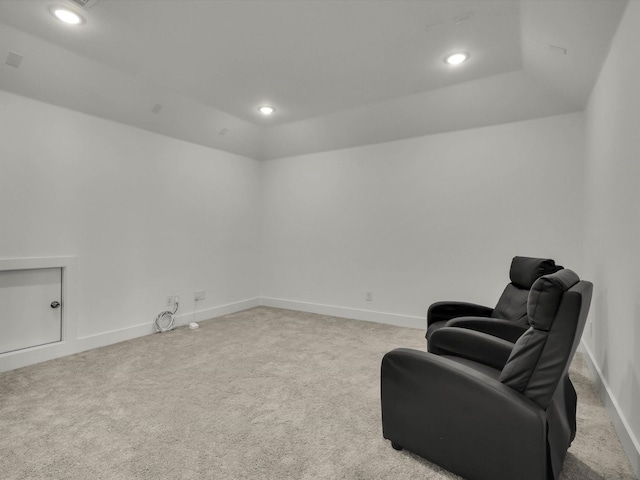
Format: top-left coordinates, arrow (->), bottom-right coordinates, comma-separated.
0,268 -> 62,354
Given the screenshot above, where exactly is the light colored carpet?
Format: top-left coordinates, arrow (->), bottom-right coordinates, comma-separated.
0,306 -> 635,480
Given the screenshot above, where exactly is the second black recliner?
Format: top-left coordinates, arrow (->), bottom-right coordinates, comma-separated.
426,256 -> 562,343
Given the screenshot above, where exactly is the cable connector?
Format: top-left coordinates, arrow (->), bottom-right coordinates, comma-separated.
155,300 -> 179,333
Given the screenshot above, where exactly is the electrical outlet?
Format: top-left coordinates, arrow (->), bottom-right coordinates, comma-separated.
365,291 -> 373,301
166,296 -> 173,307
194,290 -> 205,301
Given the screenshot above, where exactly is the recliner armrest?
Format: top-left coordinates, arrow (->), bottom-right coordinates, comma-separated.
427,301 -> 493,326
428,327 -> 514,370
445,316 -> 528,343
381,348 -> 546,480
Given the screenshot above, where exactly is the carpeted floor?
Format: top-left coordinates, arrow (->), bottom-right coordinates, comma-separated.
0,307 -> 635,479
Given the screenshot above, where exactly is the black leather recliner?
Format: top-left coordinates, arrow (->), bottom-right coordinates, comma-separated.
426,256 -> 561,343
381,269 -> 593,480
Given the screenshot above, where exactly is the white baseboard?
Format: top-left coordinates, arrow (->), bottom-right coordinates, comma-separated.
580,340 -> 640,478
1,296 -> 422,372
0,297 -> 261,373
173,297 -> 261,326
0,340 -> 81,373
259,297 -> 426,330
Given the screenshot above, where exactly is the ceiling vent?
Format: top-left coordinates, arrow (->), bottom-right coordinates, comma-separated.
5,51 -> 23,68
65,0 -> 99,9
549,45 -> 568,55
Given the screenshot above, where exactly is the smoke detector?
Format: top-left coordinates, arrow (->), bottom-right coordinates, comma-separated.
65,0 -> 99,9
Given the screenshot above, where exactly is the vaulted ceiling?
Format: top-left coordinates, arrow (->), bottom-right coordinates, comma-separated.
0,0 -> 628,160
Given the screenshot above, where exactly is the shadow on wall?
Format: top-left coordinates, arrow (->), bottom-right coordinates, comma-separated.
593,274 -> 609,380
619,300 -> 640,474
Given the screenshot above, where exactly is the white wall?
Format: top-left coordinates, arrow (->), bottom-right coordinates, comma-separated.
582,1 -> 640,473
0,90 -> 261,368
260,112 -> 585,327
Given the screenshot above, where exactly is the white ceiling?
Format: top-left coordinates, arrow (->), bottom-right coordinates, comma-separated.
0,0 -> 629,160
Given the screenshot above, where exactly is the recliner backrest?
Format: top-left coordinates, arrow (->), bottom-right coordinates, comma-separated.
499,269 -> 593,408
492,256 -> 560,326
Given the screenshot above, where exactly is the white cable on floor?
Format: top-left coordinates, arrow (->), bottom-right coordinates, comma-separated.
155,301 -> 178,333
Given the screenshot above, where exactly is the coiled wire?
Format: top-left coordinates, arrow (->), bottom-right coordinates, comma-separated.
155,301 -> 178,333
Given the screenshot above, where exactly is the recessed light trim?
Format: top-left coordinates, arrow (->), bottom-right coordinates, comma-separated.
444,52 -> 469,66
258,105 -> 275,115
49,6 -> 85,25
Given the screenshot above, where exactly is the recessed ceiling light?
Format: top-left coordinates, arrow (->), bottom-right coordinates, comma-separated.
444,52 -> 469,66
49,6 -> 85,25
258,105 -> 275,115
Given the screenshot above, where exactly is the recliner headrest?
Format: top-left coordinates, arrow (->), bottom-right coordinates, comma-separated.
527,269 -> 580,331
509,256 -> 560,289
